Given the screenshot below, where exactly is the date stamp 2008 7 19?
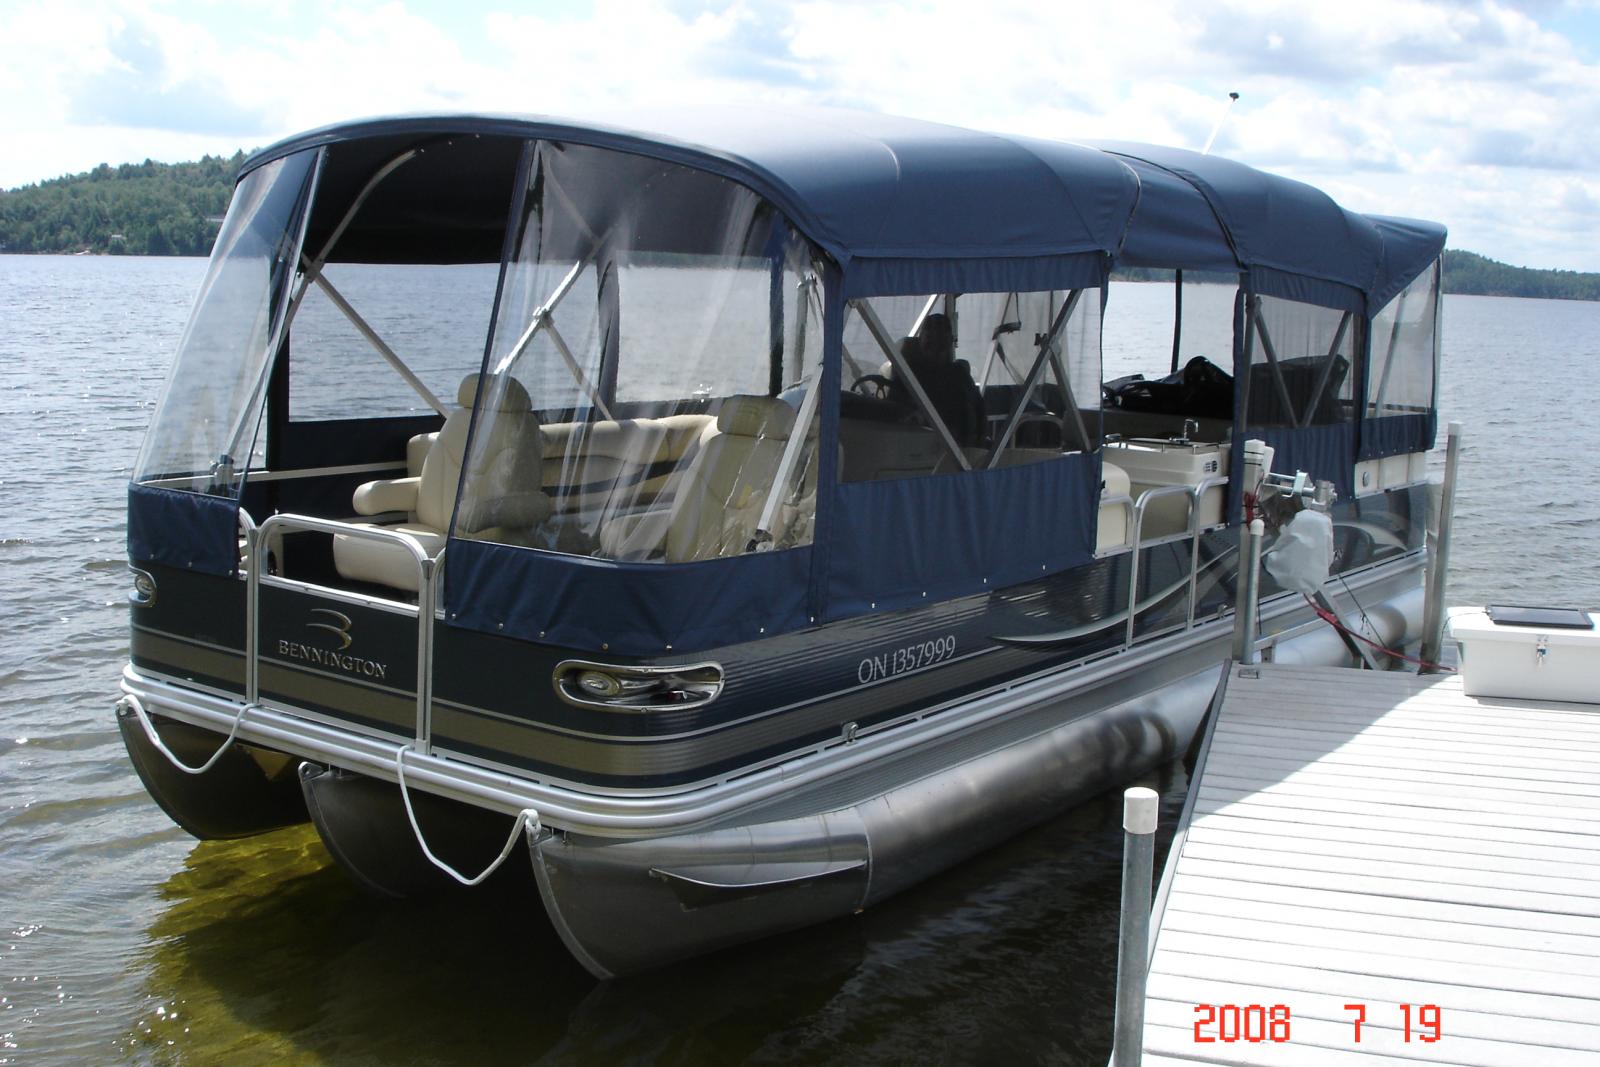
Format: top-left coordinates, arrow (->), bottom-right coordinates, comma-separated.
1192,1003 -> 1442,1045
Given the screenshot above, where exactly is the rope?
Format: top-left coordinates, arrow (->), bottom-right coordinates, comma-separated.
1335,570 -> 1378,642
1302,594 -> 1456,673
119,692 -> 251,775
395,744 -> 542,887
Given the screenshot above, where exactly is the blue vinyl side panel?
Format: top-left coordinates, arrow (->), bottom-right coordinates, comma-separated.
824,454 -> 1100,622
127,482 -> 241,577
444,539 -> 814,656
1256,423 -> 1358,500
843,253 -> 1107,299
1359,412 -> 1436,461
1249,265 -> 1365,315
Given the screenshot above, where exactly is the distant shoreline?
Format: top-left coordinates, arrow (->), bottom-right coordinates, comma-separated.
5,250 -> 1595,303
4,155 -> 1595,301
1112,250 -> 1600,302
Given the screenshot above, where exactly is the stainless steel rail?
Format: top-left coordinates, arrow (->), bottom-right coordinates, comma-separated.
1121,477 -> 1229,647
247,513 -> 441,750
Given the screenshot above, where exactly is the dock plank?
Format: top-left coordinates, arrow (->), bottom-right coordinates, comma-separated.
1181,811 -> 1600,864
1199,742 -> 1600,789
1161,890 -> 1600,956
1181,824 -> 1600,880
1197,767 -> 1600,811
1162,873 -> 1600,937
1156,910 -> 1600,977
1194,783 -> 1600,836
1188,796 -> 1600,852
1209,723 -> 1600,764
1207,728 -> 1600,774
1177,838 -> 1600,897
1140,663 -> 1600,1067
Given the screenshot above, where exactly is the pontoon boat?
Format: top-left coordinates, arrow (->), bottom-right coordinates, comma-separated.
118,109 -> 1445,977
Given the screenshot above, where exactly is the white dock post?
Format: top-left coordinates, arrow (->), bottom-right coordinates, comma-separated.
1112,786 -> 1158,1067
1420,421 -> 1463,672
1231,518 -> 1265,663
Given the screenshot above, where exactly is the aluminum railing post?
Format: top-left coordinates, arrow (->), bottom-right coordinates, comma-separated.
1232,518 -> 1265,663
244,523 -> 261,705
1112,786 -> 1158,1067
1419,422 -> 1462,673
416,554 -> 435,750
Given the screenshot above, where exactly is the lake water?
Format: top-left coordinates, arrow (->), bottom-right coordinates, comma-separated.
2,255 -> 1597,1066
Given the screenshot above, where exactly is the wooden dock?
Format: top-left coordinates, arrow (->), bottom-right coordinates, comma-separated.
1139,662 -> 1600,1066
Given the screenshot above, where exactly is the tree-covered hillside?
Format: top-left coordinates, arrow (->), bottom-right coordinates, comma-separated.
5,156 -> 1600,302
1440,250 -> 1600,301
0,154 -> 243,256
1118,252 -> 1600,300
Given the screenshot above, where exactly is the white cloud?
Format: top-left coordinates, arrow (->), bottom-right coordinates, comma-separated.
4,0 -> 1600,268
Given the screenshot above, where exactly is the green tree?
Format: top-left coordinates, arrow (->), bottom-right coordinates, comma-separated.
0,151 -> 247,255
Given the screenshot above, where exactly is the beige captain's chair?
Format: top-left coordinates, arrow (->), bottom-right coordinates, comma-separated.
600,395 -> 802,563
333,373 -> 551,593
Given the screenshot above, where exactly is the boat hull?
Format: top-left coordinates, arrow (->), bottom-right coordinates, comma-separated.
529,578 -> 1421,976
532,664 -> 1222,978
116,705 -> 308,839
118,488 -> 1426,975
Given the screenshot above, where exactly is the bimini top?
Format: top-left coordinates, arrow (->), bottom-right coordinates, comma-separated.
1098,141 -> 1447,312
242,107 -> 1145,296
244,109 -> 1444,308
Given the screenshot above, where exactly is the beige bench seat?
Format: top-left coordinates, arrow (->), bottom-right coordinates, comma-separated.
599,395 -> 809,562
539,413 -> 715,511
332,374 -> 552,593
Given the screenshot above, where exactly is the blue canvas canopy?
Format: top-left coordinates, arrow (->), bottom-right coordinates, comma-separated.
1098,142 -> 1446,313
244,108 -> 1143,298
244,112 -> 1444,309
1094,141 -> 1446,310
1366,214 -> 1449,311
135,109 -> 1448,655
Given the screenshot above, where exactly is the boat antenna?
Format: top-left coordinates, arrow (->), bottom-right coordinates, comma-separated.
1201,92 -> 1240,155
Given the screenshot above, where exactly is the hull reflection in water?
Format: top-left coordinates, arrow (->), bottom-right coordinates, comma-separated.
129,762 -> 1192,1065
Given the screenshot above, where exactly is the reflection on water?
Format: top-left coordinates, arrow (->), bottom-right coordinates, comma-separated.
4,257 -> 1599,1065
118,769 -> 1183,1066
129,828 -> 587,1064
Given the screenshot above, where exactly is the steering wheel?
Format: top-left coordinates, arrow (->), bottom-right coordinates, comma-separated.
1011,411 -> 1064,447
850,373 -> 895,400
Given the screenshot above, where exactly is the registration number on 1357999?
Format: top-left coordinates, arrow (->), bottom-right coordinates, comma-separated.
856,635 -> 957,684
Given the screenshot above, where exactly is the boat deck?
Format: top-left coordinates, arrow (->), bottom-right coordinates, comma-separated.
1140,662 -> 1600,1065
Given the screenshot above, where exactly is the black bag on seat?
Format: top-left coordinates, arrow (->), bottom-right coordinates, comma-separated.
1105,356 -> 1232,420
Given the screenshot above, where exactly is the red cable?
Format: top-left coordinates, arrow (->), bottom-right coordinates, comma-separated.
1302,594 -> 1457,673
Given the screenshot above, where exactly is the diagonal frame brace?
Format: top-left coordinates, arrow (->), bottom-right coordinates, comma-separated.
850,297 -> 970,471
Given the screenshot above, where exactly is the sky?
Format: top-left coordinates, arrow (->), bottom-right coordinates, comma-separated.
5,0 -> 1600,270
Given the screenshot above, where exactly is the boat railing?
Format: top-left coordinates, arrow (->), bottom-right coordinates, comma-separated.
1121,477 -> 1230,648
1098,493 -> 1136,557
245,513 -> 441,751
234,476 -> 1227,756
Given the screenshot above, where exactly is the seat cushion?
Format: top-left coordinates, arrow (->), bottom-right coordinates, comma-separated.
331,524 -> 447,594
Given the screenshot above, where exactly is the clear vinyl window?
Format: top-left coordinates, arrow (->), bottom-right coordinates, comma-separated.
458,141 -> 826,564
286,262 -> 500,421
838,288 -> 1101,482
1367,259 -> 1440,417
1243,293 -> 1360,428
133,150 -> 319,493
1102,274 -> 1237,443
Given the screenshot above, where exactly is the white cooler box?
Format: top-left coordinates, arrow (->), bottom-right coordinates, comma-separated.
1447,606 -> 1600,705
